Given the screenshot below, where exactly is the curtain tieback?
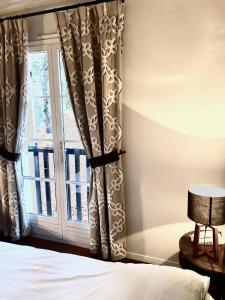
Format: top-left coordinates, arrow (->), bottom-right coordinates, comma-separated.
0,147 -> 21,162
89,150 -> 126,169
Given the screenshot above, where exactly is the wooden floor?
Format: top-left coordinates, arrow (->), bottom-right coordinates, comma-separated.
0,231 -> 138,263
16,236 -> 138,263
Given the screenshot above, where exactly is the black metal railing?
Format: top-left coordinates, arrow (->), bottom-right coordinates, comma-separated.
28,144 -> 90,222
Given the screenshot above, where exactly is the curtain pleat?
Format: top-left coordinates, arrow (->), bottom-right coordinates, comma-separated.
56,0 -> 126,261
0,19 -> 30,240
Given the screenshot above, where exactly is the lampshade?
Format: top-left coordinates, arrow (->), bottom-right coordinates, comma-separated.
188,185 -> 225,226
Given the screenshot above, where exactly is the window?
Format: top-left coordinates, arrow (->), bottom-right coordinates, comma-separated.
21,40 -> 90,247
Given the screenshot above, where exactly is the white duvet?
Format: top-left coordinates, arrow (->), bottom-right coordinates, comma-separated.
0,242 -> 211,300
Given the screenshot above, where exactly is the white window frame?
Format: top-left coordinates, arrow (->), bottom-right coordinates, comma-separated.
25,36 -> 90,248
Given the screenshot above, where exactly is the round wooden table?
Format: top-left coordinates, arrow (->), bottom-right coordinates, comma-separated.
179,232 -> 225,300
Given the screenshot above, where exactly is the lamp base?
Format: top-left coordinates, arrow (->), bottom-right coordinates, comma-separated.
193,223 -> 220,262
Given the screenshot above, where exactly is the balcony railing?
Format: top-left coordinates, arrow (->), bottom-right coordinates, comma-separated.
28,145 -> 90,222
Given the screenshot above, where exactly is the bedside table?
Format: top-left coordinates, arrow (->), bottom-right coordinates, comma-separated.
179,232 -> 225,300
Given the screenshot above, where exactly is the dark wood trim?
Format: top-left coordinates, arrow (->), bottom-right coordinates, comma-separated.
0,231 -> 139,263
19,236 -> 97,257
0,232 -> 11,242
16,236 -> 140,264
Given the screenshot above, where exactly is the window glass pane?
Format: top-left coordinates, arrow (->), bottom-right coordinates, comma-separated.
58,51 -> 69,96
22,139 -> 57,217
64,142 -> 90,183
24,179 -> 38,214
64,142 -> 90,223
58,44 -> 90,224
29,51 -> 50,97
66,183 -> 89,223
62,97 -> 82,143
23,51 -> 57,219
22,141 -> 55,179
25,96 -> 53,140
24,178 -> 57,217
24,48 -> 91,226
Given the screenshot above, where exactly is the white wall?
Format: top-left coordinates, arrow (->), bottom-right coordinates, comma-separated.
27,14 -> 57,41
123,0 -> 225,265
2,0 -> 225,265
20,0 -> 225,265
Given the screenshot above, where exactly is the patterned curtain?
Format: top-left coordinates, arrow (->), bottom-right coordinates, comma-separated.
0,19 -> 30,240
56,0 -> 126,261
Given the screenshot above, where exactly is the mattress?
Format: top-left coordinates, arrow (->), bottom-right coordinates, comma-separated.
0,241 -> 212,300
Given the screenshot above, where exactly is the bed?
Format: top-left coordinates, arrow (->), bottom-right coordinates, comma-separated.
0,241 -> 213,300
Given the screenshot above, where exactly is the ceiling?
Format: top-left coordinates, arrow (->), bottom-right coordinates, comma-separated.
0,0 -> 89,17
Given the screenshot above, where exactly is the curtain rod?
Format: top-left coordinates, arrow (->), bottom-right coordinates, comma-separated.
0,0 -> 124,22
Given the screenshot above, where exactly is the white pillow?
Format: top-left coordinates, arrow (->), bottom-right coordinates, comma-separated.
107,263 -> 211,300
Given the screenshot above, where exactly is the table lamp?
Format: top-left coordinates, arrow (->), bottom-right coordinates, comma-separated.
188,185 -> 225,261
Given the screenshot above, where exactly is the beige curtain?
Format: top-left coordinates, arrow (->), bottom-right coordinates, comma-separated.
56,0 -> 126,260
0,19 -> 30,240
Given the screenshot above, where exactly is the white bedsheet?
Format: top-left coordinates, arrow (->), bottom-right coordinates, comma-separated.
0,242 -> 211,300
